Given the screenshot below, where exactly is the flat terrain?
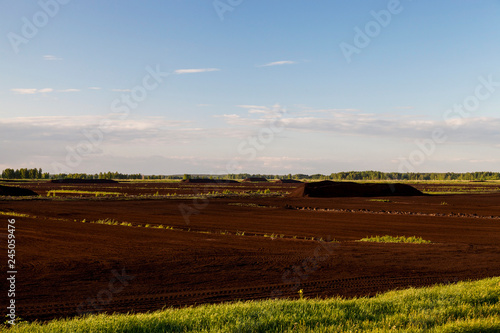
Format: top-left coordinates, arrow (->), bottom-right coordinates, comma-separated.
1,180 -> 500,321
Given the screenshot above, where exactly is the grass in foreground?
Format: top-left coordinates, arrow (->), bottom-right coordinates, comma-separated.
358,235 -> 432,244
4,277 -> 500,332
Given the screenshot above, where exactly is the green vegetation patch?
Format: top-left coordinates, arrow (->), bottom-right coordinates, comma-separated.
5,277 -> 500,332
358,235 -> 432,244
0,211 -> 34,218
47,190 -> 122,197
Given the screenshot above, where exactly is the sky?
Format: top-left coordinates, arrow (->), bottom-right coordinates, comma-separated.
1,0 -> 500,175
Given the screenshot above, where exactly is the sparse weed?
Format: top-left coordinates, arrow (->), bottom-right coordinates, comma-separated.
358,235 -> 432,244
47,190 -> 121,197
0,211 -> 33,218
90,218 -> 119,226
369,199 -> 391,202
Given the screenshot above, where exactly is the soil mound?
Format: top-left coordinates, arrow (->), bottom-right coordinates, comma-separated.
181,179 -> 239,184
289,181 -> 424,198
51,179 -> 118,184
242,178 -> 268,182
0,185 -> 38,196
274,179 -> 303,183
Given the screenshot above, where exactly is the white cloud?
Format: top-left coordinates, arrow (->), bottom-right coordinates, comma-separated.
303,108 -> 360,114
11,88 -> 82,94
237,105 -> 270,114
11,88 -> 53,94
236,104 -> 286,117
219,107 -> 500,145
174,68 -> 220,74
0,116 -> 242,145
43,55 -> 62,61
469,158 -> 500,163
11,88 -> 38,94
258,60 -> 297,67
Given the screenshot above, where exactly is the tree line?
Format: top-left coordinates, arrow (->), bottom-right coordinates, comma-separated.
1,168 -> 49,179
2,168 -> 500,181
1,169 -> 142,180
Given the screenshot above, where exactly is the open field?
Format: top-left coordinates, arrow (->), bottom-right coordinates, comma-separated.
5,277 -> 500,332
1,180 -> 500,324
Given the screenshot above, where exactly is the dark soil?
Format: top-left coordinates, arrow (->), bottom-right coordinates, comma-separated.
181,179 -> 239,184
51,179 -> 118,184
290,181 -> 424,197
0,181 -> 499,322
243,178 -> 269,182
0,184 -> 38,196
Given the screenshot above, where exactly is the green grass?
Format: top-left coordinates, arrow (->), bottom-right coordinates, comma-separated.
4,277 -> 500,332
0,211 -> 34,218
358,235 -> 432,244
368,199 -> 391,202
84,218 -> 121,226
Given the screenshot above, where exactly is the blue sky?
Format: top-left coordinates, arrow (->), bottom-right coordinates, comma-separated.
1,0 -> 500,174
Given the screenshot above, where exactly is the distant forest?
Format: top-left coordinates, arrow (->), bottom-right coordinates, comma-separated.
2,168 -> 500,181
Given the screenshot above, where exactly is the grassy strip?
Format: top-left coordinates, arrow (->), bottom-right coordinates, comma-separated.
47,190 -> 122,197
80,219 -> 333,242
358,235 -> 432,244
5,277 -> 500,332
0,211 -> 34,218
